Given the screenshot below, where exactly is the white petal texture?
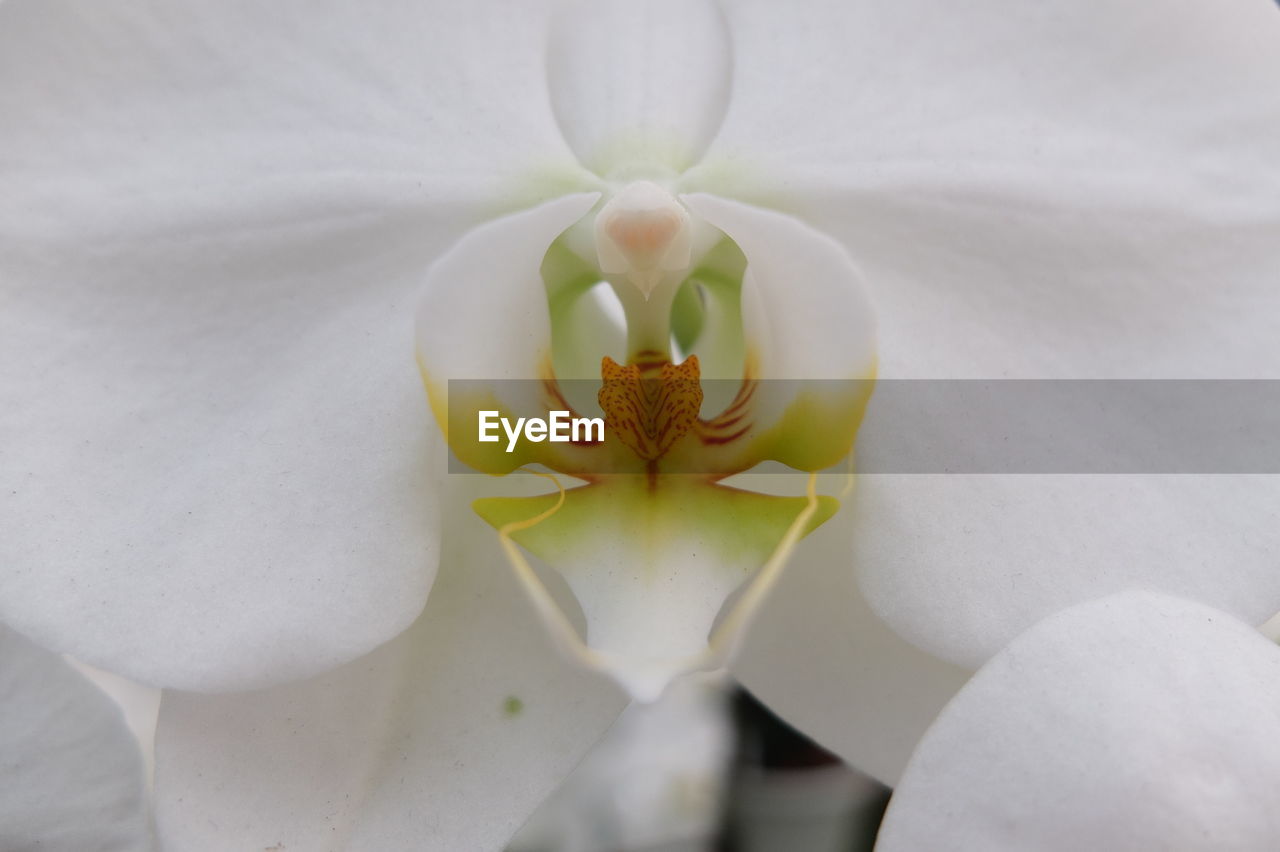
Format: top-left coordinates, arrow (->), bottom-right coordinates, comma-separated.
548,0 -> 731,176
685,0 -> 1280,666
1,209 -> 444,691
854,474 -> 1280,669
154,481 -> 627,852
680,196 -> 875,383
878,592 -> 1280,851
678,194 -> 876,474
727,480 -> 969,786
414,193 -> 601,475
1,625 -> 151,852
0,0 -> 591,689
702,0 -> 1280,382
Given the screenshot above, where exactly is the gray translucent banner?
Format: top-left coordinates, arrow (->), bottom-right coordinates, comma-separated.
445,380 -> 1280,474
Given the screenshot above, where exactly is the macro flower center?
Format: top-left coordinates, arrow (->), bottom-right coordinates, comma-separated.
598,354 -> 702,462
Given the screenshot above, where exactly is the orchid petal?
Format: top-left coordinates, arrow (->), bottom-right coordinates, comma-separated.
854,474 -> 1280,669
727,477 -> 969,786
1,0 -> 587,238
679,196 -> 875,382
699,0 -> 1280,383
878,592 -> 1280,851
691,0 -> 1280,666
694,0 -> 1280,378
0,0 -> 601,691
154,486 -> 627,852
415,193 -> 606,475
675,194 -> 876,475
1,626 -> 151,851
548,0 -> 731,176
0,212 -> 451,690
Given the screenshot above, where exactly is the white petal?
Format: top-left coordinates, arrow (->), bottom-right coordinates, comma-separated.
1,626 -> 151,851
1,214 -> 446,690
154,486 -> 627,852
676,194 -> 876,474
0,0 -> 594,690
854,474 -> 1280,669
416,193 -> 600,383
548,0 -> 731,175
415,193 -> 602,474
728,478 -> 969,785
1,0 -> 584,246
693,0 -> 1280,666
679,195 -> 875,382
699,0 -> 1280,380
878,591 -> 1280,851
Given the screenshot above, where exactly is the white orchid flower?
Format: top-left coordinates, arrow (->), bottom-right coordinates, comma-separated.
3,0 -> 1280,848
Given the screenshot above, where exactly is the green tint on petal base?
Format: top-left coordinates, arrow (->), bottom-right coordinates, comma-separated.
474,476 -> 838,699
544,235 -> 619,384
738,380 -> 876,473
669,279 -> 705,356
680,237 -> 749,385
